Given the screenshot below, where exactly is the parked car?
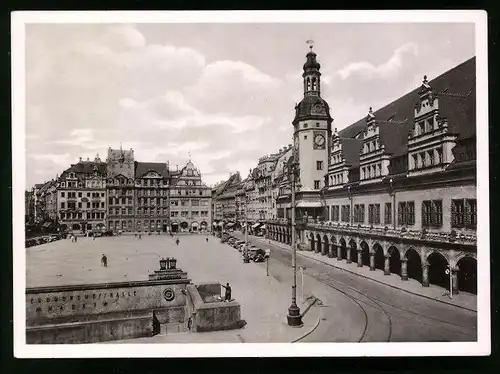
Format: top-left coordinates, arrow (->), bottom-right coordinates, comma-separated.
103,230 -> 114,237
233,240 -> 245,248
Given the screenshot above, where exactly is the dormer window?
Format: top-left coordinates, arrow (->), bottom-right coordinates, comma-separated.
436,147 -> 443,164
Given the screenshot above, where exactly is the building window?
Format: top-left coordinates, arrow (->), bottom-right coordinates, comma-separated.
398,201 -> 415,226
303,123 -> 308,129
384,203 -> 392,225
314,180 -> 320,189
451,199 -> 476,229
316,161 -> 323,170
368,204 -> 380,225
422,200 -> 443,227
61,202 -> 65,209
354,204 -> 365,224
304,135 -> 307,140
331,205 -> 340,221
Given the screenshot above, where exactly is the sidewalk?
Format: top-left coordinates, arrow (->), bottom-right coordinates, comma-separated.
258,238 -> 477,312
107,297 -> 320,344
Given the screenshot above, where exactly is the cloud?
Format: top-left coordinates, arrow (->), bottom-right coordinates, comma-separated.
336,43 -> 419,80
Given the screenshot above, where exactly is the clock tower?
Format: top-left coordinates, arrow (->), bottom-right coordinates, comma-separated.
292,45 -> 333,191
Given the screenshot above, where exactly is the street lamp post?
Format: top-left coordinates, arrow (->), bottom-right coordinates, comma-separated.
287,158 -> 303,327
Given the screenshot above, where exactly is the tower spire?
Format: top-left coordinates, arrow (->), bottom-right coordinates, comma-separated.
303,41 -> 321,97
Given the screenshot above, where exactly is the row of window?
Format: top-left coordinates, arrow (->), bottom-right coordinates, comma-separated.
109,197 -> 133,206
60,202 -> 105,209
137,189 -> 168,196
60,212 -> 105,220
327,199 -> 476,229
410,147 -> 443,169
108,189 -> 134,196
60,191 -> 105,198
137,179 -> 166,187
329,173 -> 344,186
362,139 -> 379,154
361,163 -> 382,180
414,117 -> 436,136
138,197 -> 168,206
170,199 -> 210,207
172,189 -> 207,196
170,211 -> 209,217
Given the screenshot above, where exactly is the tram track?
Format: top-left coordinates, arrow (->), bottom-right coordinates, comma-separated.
271,255 -> 392,342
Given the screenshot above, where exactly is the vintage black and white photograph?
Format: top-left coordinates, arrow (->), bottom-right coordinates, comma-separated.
12,11 -> 489,357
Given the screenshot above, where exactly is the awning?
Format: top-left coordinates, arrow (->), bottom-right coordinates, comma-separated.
260,225 -> 267,230
296,201 -> 323,208
191,222 -> 199,227
213,222 -> 217,226
251,223 -> 261,229
218,222 -> 224,227
226,223 -> 235,227
42,222 -> 52,228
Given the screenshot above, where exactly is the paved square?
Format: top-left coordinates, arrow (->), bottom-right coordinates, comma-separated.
26,234 -> 318,343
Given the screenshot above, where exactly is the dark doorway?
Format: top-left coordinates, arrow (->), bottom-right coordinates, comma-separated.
374,244 -> 385,271
340,238 -> 347,259
406,248 -> 422,283
171,223 -> 179,233
457,256 -> 477,294
361,241 -> 370,266
428,252 -> 449,290
388,247 -> 401,275
163,224 -> 167,232
349,240 -> 357,263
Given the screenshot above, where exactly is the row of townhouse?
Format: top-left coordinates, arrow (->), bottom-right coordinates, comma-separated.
27,149 -> 212,234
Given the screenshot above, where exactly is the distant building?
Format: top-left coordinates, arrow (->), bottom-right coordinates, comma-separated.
58,155 -> 107,232
134,161 -> 170,233
106,147 -> 135,232
169,160 -> 212,233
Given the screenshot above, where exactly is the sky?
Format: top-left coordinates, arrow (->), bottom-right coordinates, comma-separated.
25,22 -> 475,188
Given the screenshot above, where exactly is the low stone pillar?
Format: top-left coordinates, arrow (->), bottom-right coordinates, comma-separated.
452,266 -> 459,295
328,244 -> 334,258
357,250 -> 363,267
322,244 -> 327,256
422,262 -> 430,287
346,248 -> 352,264
401,259 -> 408,280
315,242 -> 320,253
337,247 -> 343,261
369,253 -> 375,271
384,256 -> 390,275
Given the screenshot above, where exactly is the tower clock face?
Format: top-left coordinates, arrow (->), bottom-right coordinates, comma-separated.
314,133 -> 326,149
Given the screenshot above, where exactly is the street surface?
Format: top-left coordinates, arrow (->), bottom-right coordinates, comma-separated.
26,232 -> 477,342
232,232 -> 477,342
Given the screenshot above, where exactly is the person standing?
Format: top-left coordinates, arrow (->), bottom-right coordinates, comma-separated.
206,237 -> 208,243
176,238 -> 180,246
221,282 -> 232,302
101,254 -> 107,267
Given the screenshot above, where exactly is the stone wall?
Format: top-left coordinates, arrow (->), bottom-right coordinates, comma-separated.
26,278 -> 190,344
186,283 -> 242,332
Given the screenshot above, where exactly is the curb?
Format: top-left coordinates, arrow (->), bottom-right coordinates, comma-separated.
262,238 -> 477,313
291,308 -> 321,343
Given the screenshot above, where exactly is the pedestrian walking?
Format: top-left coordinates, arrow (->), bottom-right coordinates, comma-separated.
187,317 -> 192,331
176,238 -> 180,246
101,254 -> 108,267
221,282 -> 232,302
74,236 -> 77,243
93,235 -> 96,241
206,237 -> 208,243
139,234 -> 142,239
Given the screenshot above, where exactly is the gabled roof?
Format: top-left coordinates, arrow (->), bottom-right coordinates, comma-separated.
134,161 -> 169,178
339,138 -> 363,167
339,57 -> 476,160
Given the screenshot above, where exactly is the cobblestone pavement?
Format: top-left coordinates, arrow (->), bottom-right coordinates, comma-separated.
26,234 -> 320,343
232,232 -> 477,342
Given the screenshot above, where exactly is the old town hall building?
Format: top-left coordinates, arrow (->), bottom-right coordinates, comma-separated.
268,47 -> 477,295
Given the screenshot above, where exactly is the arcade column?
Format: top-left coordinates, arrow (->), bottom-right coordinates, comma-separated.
422,261 -> 430,287
357,249 -> 363,267
401,259 -> 408,281
452,266 -> 459,295
369,253 -> 375,271
346,248 -> 352,264
384,256 -> 390,275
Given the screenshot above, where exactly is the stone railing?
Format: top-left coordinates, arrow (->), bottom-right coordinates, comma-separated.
305,221 -> 477,246
26,259 -> 191,344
